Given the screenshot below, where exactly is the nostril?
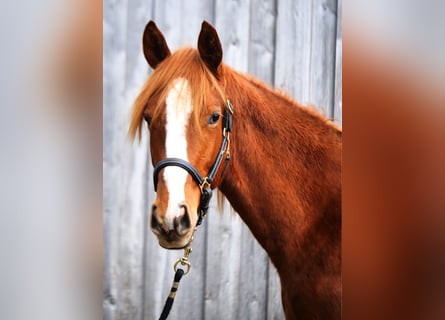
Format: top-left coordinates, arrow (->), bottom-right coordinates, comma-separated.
174,205 -> 191,235
151,205 -> 161,234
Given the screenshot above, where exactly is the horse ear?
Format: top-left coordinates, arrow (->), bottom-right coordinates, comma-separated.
142,20 -> 171,69
197,21 -> 223,76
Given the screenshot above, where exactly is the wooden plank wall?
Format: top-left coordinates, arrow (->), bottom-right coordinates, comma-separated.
103,0 -> 342,319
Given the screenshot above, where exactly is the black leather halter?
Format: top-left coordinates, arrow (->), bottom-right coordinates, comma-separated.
153,100 -> 234,226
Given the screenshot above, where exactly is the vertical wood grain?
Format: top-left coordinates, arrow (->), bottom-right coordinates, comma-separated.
104,0 -> 151,319
334,0 -> 342,126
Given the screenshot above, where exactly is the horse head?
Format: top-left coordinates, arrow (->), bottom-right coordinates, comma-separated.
136,21 -> 231,249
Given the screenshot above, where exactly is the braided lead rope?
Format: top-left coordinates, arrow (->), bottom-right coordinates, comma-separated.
158,228 -> 198,320
158,268 -> 185,320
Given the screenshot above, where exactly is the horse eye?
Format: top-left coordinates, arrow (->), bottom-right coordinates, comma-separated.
144,115 -> 152,125
208,113 -> 221,125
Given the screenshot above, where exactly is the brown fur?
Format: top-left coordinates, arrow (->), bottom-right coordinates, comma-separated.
130,22 -> 341,319
217,65 -> 342,319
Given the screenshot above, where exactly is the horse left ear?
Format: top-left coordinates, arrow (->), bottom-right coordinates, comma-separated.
198,21 -> 223,76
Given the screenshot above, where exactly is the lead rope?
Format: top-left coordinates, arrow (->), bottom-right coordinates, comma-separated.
158,227 -> 197,320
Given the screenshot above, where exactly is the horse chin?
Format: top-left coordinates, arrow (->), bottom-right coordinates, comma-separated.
157,233 -> 192,250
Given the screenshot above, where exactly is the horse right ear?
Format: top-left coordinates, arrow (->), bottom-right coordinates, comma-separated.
142,20 -> 171,69
198,21 -> 223,76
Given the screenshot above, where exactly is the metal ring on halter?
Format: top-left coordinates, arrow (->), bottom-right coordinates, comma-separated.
174,258 -> 191,275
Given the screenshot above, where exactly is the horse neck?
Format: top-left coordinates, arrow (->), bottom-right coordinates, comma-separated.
218,68 -> 342,271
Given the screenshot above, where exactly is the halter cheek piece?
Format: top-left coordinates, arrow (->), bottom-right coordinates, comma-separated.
152,100 -> 234,226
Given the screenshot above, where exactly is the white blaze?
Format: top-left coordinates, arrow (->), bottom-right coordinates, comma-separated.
164,78 -> 193,229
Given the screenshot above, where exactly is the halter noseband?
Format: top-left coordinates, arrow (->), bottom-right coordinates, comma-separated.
152,100 -> 234,226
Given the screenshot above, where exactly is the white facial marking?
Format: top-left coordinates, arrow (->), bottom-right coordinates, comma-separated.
164,78 -> 193,229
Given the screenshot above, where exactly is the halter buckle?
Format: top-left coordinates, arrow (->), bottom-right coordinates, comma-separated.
199,177 -> 211,194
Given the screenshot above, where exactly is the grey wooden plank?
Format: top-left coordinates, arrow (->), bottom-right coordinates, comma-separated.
103,0 -> 129,319
153,0 -> 184,49
275,0 -> 337,116
308,0 -> 338,116
204,204 -> 244,319
236,225 -> 270,320
104,0 -> 154,319
123,14 -> 154,320
214,0 -> 251,71
114,62 -> 147,319
125,0 -> 152,90
154,0 -> 214,49
334,0 -> 342,126
267,262 -> 284,320
274,0 -> 312,103
248,0 -> 277,86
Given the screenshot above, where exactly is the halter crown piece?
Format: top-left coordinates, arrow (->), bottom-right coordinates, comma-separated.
152,99 -> 234,226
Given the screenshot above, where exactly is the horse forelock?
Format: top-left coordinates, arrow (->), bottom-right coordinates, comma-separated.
129,48 -> 227,141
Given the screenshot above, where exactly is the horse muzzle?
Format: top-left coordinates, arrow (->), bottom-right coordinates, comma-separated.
150,204 -> 194,249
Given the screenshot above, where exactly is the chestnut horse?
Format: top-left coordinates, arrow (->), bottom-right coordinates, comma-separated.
129,21 -> 341,319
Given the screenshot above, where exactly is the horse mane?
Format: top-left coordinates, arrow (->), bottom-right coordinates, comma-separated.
220,65 -> 342,134
129,48 -> 227,141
